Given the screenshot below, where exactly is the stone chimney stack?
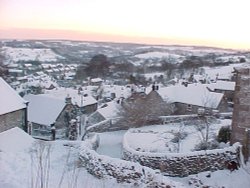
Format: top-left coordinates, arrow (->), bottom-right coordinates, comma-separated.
156,85 -> 159,91
152,84 -> 156,91
152,82 -> 159,91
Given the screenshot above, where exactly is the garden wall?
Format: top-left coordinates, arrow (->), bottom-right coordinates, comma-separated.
122,131 -> 242,177
79,134 -> 184,188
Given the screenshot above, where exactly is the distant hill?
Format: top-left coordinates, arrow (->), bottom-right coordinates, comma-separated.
1,39 -> 249,68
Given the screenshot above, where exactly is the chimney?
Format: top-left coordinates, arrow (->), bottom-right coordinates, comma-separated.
152,82 -> 159,91
156,85 -> 159,91
65,94 -> 72,104
152,83 -> 156,91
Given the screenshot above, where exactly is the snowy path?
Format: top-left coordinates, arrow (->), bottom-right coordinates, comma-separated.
96,130 -> 126,158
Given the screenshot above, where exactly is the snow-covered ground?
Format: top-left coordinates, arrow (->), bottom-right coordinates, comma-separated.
171,168 -> 250,188
96,130 -> 127,158
0,128 -> 132,188
2,47 -> 64,62
203,63 -> 246,80
125,119 -> 231,153
1,126 -> 250,188
135,51 -> 184,60
94,120 -> 250,188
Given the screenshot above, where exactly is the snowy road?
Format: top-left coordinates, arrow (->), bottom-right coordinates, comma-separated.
96,130 -> 126,158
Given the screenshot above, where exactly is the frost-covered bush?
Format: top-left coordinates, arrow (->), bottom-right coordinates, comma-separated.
171,131 -> 188,143
194,140 -> 219,151
217,126 -> 231,143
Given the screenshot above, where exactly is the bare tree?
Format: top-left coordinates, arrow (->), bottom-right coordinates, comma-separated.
30,141 -> 51,188
117,91 -> 172,128
194,92 -> 220,150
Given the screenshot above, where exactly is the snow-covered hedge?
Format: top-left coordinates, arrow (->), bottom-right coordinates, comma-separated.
123,130 -> 242,177
79,134 -> 184,187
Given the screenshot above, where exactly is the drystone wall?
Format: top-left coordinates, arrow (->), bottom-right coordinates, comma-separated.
122,133 -> 242,177
86,118 -> 126,133
79,134 -> 184,188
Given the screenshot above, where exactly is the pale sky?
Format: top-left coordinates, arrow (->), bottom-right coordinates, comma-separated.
0,0 -> 250,49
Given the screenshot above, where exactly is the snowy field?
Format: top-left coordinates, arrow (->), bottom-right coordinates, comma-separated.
135,51 -> 184,60
2,47 -> 63,62
203,63 -> 246,80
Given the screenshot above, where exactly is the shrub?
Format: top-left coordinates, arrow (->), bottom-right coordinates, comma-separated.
194,140 -> 219,151
171,132 -> 188,143
217,126 -> 231,143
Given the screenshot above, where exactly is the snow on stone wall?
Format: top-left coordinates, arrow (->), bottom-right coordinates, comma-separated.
122,131 -> 241,177
86,119 -> 124,133
86,119 -> 111,133
79,134 -> 184,187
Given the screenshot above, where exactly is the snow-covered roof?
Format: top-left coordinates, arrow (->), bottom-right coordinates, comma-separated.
7,63 -> 19,68
97,101 -> 121,119
24,63 -> 32,67
0,77 -> 27,115
103,85 -> 132,99
0,127 -> 34,152
35,71 -> 45,76
16,76 -> 28,81
41,64 -> 51,69
8,69 -> 23,73
148,83 -> 224,108
208,81 -> 236,91
78,95 -> 97,107
91,78 -> 103,83
43,88 -> 97,107
24,94 -> 66,126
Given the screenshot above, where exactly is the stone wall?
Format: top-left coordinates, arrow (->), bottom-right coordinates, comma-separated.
123,132 -> 242,177
0,109 -> 26,133
86,119 -> 112,133
79,134 -> 184,188
86,118 -> 126,133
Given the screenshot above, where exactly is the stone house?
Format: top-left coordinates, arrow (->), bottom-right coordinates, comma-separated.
75,94 -> 98,115
231,66 -> 250,160
207,80 -> 235,108
42,88 -> 98,115
119,88 -> 171,126
0,77 -> 28,132
24,94 -> 76,140
87,101 -> 121,125
146,83 -> 225,116
90,78 -> 103,86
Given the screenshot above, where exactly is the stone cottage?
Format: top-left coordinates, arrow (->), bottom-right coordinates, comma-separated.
147,83 -> 226,115
0,77 -> 28,132
24,94 -> 76,140
42,88 -> 98,115
207,80 -> 235,108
